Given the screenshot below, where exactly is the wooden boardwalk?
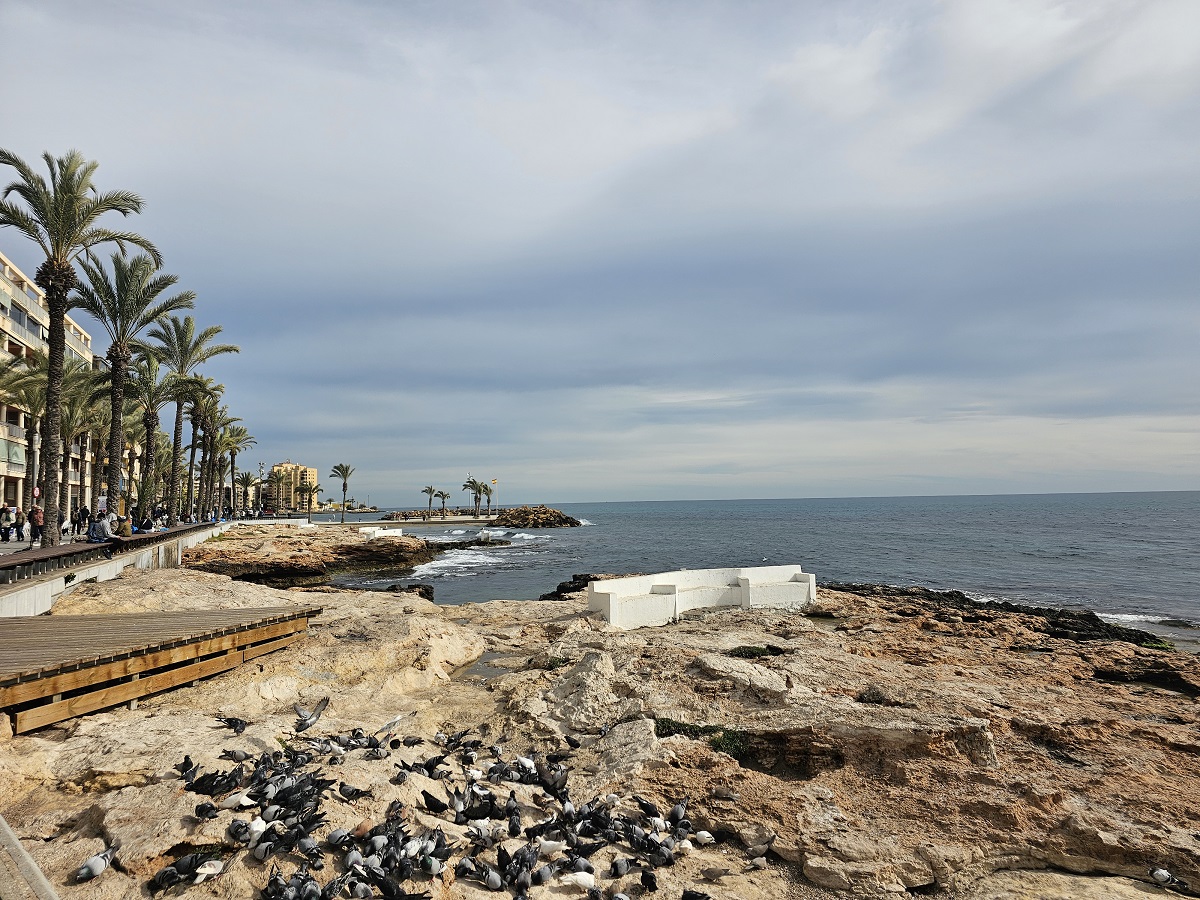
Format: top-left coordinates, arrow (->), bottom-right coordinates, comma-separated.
0,606 -> 322,734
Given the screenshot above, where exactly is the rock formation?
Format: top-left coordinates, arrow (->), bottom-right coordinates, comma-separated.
491,505 -> 581,528
0,539 -> 1196,899
183,523 -> 502,588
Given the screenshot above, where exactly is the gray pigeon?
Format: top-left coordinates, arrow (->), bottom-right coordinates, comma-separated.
75,846 -> 117,882
294,696 -> 330,732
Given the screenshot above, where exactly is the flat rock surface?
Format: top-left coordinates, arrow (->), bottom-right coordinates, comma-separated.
0,535 -> 1196,899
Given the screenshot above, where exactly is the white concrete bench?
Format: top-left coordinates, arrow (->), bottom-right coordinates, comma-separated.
587,565 -> 817,629
358,526 -> 404,539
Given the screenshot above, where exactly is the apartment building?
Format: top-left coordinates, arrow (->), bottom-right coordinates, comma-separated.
0,248 -> 98,511
269,460 -> 319,510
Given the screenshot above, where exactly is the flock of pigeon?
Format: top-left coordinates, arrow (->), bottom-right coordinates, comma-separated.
73,698 -> 763,899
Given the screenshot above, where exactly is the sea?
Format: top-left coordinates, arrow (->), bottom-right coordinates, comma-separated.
326,492 -> 1200,652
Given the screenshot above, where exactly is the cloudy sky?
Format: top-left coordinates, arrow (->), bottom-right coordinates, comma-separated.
3,0 -> 1198,505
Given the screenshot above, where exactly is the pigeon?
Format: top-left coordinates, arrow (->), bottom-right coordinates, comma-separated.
747,856 -> 769,870
1150,868 -> 1189,890
173,755 -> 194,776
215,715 -> 248,734
701,867 -> 730,882
692,830 -> 716,845
75,846 -> 117,882
682,891 -> 713,900
294,696 -> 330,732
339,782 -> 373,802
559,871 -> 595,892
641,870 -> 659,891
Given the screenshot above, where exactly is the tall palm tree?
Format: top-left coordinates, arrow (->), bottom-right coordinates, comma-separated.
0,149 -> 159,545
435,489 -> 450,518
234,471 -> 258,515
422,485 -> 437,520
330,464 -> 355,524
266,469 -> 288,514
222,425 -> 255,517
462,476 -> 483,517
183,378 -> 222,518
144,315 -> 239,525
199,404 -> 238,517
127,354 -> 186,521
72,251 -> 194,511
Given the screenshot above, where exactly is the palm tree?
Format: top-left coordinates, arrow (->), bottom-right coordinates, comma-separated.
435,489 -> 450,518
462,476 -> 483,517
480,482 -> 494,517
330,464 -> 355,524
127,354 -> 186,521
0,149 -> 159,546
72,251 -> 194,512
144,315 -> 239,525
221,425 -> 255,517
266,469 -> 288,514
234,471 -> 258,515
422,485 -> 437,520
183,379 -> 222,518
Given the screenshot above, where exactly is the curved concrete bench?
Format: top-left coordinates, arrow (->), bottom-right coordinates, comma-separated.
587,565 -> 817,629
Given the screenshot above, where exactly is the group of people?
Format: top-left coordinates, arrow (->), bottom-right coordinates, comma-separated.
0,499 -> 172,549
0,503 -> 45,544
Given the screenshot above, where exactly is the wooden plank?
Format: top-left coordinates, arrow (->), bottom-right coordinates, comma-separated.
241,630 -> 306,661
0,608 -> 320,683
0,619 -> 303,706
14,651 -> 245,733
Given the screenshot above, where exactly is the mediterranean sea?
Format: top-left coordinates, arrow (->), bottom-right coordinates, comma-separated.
330,491 -> 1200,650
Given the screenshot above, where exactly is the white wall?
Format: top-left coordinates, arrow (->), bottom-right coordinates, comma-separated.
587,565 -> 817,629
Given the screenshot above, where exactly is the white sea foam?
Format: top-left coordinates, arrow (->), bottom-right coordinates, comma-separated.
1098,612 -> 1165,625
577,519 -> 595,526
511,532 -> 537,540
449,529 -> 467,535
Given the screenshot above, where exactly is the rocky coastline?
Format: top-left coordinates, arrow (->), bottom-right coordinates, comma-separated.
183,523 -> 507,588
0,526 -> 1196,899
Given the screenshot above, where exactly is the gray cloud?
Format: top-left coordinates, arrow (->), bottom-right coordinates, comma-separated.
2,0 -> 1198,503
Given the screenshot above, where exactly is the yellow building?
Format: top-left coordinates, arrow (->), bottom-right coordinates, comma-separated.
0,248 -> 98,511
269,460 -> 319,510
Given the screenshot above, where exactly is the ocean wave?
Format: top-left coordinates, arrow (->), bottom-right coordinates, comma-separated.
577,519 -> 595,526
510,532 -> 538,540
449,529 -> 467,535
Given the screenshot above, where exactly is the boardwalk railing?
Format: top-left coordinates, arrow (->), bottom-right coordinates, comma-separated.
0,522 -> 237,617
0,524 -> 216,588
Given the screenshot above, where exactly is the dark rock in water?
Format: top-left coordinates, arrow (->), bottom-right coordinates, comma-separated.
492,505 -> 582,529
387,583 -> 434,602
823,582 -> 1173,650
538,572 -> 646,601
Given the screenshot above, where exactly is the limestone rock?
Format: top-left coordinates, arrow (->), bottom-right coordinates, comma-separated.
491,505 -> 581,528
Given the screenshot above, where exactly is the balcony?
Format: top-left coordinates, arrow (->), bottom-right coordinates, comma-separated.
3,423 -> 23,440
69,471 -> 81,484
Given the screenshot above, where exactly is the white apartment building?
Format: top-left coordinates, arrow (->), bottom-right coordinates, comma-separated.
0,248 -> 99,512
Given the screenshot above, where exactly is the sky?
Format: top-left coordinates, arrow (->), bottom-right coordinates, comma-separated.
2,0 -> 1198,505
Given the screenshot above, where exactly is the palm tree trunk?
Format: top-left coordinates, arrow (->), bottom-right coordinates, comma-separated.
229,450 -> 237,518
89,427 -> 102,517
105,345 -> 129,514
167,401 -> 185,525
37,269 -> 71,547
140,411 -> 158,522
22,419 -> 37,512
58,436 -> 70,528
185,417 -> 199,518
341,486 -> 347,524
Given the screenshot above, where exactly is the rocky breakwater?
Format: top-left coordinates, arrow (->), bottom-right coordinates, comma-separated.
183,523 -> 503,588
491,505 -> 581,528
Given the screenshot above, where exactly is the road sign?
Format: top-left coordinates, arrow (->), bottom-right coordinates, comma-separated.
32,486 -> 40,498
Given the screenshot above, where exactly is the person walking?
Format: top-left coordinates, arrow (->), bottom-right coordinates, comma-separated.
14,506 -> 25,542
29,505 -> 44,545
0,503 -> 12,542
